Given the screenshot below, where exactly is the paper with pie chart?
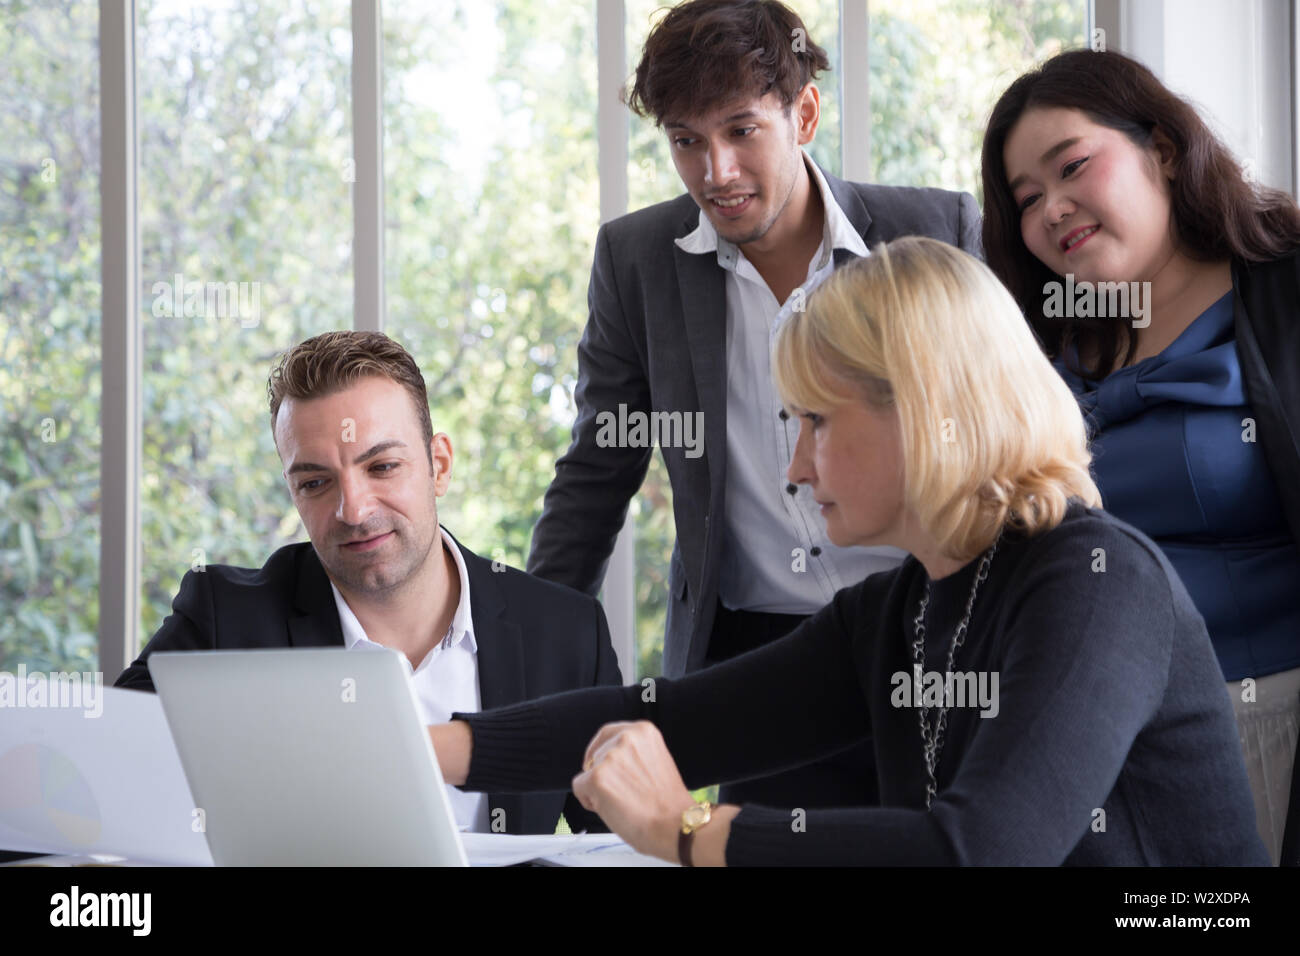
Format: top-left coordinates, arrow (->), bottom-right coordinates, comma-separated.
0,684 -> 213,864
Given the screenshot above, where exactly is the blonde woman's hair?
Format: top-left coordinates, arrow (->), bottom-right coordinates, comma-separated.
772,236 -> 1100,562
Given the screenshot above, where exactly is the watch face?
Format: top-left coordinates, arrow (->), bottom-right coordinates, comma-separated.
683,805 -> 710,829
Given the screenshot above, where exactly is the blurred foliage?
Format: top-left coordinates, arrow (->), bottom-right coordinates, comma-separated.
1,0 -> 1082,680
869,0 -> 1086,200
1,0 -> 102,671
134,0 -> 355,651
384,0 -> 600,584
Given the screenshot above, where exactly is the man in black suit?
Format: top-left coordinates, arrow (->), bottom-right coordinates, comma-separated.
116,330 -> 622,836
526,0 -> 982,810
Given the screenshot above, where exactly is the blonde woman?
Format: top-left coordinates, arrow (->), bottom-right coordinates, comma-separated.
427,237 -> 1266,865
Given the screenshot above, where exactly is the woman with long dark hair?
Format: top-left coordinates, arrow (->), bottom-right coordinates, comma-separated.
982,48 -> 1300,865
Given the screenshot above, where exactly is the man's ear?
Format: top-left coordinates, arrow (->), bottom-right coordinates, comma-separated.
793,82 -> 820,145
429,433 -> 454,495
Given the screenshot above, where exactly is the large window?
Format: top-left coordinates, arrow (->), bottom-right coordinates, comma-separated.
0,0 -> 1090,682
383,0 -> 600,569
136,0 -> 354,637
0,0 -> 102,672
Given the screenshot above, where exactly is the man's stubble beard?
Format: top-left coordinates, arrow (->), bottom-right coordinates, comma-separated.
319,499 -> 441,601
721,146 -> 803,248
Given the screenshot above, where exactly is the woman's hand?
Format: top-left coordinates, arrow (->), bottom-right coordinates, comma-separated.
571,720 -> 703,863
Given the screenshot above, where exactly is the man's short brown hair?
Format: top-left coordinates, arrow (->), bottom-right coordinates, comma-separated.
267,331 -> 434,462
625,0 -> 830,127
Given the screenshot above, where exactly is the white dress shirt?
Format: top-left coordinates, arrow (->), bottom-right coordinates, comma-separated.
330,526 -> 489,833
674,150 -> 907,613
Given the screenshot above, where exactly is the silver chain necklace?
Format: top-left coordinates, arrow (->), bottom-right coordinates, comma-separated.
910,530 -> 1002,810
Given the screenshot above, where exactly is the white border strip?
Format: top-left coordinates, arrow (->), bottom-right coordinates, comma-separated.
596,0 -> 637,684
1293,0 -> 1298,198
352,0 -> 385,332
99,0 -> 140,681
841,0 -> 869,182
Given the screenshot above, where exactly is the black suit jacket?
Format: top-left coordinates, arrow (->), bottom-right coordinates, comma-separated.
115,531 -> 623,836
1233,249 -> 1300,866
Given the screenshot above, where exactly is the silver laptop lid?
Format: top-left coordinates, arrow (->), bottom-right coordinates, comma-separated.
150,647 -> 467,866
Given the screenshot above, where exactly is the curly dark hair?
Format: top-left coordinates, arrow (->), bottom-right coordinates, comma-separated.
625,0 -> 830,126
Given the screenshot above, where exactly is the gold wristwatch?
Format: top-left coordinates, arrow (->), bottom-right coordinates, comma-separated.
678,801 -> 712,867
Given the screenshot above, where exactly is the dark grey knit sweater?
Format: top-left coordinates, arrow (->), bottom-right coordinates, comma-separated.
455,504 -> 1269,865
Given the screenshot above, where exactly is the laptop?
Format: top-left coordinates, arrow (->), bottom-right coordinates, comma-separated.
150,647 -> 468,866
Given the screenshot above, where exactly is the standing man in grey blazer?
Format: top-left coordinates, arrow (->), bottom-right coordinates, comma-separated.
528,0 -> 982,810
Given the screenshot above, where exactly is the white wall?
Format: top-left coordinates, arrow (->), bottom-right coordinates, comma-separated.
1097,0 -> 1295,196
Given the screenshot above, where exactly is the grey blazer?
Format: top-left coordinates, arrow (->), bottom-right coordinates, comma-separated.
527,166 -> 983,677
